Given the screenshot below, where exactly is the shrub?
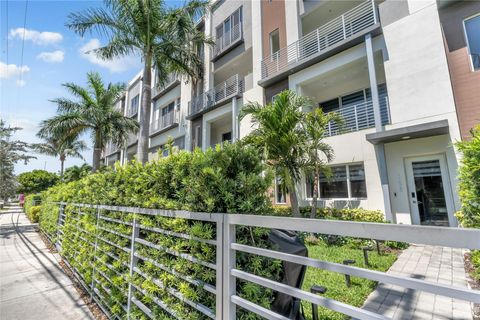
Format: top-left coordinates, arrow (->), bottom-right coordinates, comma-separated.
24,194 -> 42,222
17,170 -> 59,194
456,125 -> 480,228
39,143 -> 277,319
271,205 -> 385,222
27,206 -> 41,223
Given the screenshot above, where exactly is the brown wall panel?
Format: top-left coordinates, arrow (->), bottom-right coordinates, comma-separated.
261,0 -> 287,60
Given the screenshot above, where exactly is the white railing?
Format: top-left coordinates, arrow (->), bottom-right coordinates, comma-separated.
214,22 -> 243,58
153,73 -> 179,97
261,0 -> 377,80
105,142 -> 119,155
126,132 -> 138,146
126,105 -> 138,118
52,202 -> 480,320
326,96 -> 390,137
150,110 -> 179,134
189,74 -> 243,117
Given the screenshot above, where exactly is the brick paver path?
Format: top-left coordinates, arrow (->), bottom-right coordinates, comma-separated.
362,244 -> 473,319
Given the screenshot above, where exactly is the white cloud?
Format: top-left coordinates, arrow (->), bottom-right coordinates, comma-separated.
37,50 -> 65,63
16,79 -> 26,87
10,28 -> 63,45
0,62 -> 30,79
79,39 -> 138,73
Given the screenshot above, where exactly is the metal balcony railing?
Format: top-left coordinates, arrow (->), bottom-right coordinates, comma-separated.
188,74 -> 243,117
105,142 -> 119,155
153,73 -> 179,97
326,96 -> 390,137
150,110 -> 179,134
126,105 -> 138,118
214,22 -> 242,58
127,132 -> 138,146
261,0 -> 377,80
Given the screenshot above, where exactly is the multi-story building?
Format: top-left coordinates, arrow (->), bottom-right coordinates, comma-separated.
102,0 -> 480,228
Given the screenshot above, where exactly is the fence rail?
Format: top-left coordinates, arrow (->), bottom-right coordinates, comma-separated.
50,202 -> 480,320
261,0 -> 377,80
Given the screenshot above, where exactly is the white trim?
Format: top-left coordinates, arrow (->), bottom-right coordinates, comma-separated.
462,12 -> 480,72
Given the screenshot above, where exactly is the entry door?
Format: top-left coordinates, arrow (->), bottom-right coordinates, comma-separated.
405,155 -> 455,227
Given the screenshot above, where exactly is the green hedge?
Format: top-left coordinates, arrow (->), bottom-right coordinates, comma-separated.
24,194 -> 42,222
271,205 -> 385,222
39,144 -> 278,320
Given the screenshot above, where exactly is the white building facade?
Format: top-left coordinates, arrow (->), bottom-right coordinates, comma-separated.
102,0 -> 480,228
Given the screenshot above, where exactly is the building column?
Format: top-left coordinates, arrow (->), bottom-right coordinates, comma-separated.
366,33 -> 394,222
231,97 -> 238,142
202,119 -> 210,151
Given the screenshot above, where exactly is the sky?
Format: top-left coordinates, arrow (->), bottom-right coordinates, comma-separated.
0,0 -> 171,174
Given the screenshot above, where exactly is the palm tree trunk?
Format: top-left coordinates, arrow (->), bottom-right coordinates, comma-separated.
289,182 -> 301,217
92,136 -> 102,172
60,155 -> 65,177
311,168 -> 319,219
137,56 -> 152,164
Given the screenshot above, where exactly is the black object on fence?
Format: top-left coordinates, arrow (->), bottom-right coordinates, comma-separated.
269,229 -> 308,320
363,246 -> 374,266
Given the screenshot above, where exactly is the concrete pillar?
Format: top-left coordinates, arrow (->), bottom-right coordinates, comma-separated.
202,119 -> 210,151
231,97 -> 238,142
366,33 -> 394,222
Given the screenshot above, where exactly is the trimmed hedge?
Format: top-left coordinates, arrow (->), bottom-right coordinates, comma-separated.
24,194 -> 42,223
271,205 -> 385,222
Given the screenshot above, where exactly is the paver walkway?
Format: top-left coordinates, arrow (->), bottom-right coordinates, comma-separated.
0,204 -> 93,320
362,244 -> 473,319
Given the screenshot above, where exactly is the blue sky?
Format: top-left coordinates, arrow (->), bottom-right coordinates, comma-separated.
0,0 -> 166,174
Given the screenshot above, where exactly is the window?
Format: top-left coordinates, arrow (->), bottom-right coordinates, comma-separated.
464,14 -> 480,71
161,101 -> 175,128
215,7 -> 242,53
270,29 -> 280,57
222,131 -> 232,143
129,94 -> 139,116
275,176 -> 287,204
306,164 -> 367,199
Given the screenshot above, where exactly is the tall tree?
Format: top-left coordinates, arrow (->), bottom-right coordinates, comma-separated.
31,136 -> 87,177
240,90 -> 311,217
67,0 -> 211,164
38,72 -> 138,172
302,108 -> 341,218
63,163 -> 92,183
0,120 -> 35,201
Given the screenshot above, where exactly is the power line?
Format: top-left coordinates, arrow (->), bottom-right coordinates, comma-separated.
19,0 -> 29,86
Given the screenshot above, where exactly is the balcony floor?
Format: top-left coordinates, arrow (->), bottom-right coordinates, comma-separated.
362,245 -> 472,319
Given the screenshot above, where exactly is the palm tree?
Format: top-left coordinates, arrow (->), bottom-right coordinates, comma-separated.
63,163 -> 92,183
67,0 -> 211,164
38,72 -> 138,172
31,136 -> 87,177
240,90 -> 311,217
302,108 -> 342,218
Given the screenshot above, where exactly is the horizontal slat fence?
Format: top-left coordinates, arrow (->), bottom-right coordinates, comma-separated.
48,202 -> 480,320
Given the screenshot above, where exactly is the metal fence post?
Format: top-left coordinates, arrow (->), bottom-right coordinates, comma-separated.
222,214 -> 236,319
56,203 -> 65,251
127,217 -> 140,319
90,206 -> 101,301
215,215 -> 224,319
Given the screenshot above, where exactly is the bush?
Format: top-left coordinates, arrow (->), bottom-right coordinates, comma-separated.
39,143 -> 277,319
456,125 -> 480,228
27,206 -> 41,223
24,194 -> 42,222
271,205 -> 385,222
17,170 -> 59,194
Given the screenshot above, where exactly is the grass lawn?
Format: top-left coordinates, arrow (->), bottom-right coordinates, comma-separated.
301,241 -> 398,320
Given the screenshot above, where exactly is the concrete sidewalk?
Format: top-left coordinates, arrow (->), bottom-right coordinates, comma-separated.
0,205 -> 93,320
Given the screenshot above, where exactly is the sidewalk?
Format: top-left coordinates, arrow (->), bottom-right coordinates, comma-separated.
0,205 -> 93,320
362,244 -> 473,319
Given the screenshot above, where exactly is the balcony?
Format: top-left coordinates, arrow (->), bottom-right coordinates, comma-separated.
213,22 -> 243,60
126,105 -> 138,118
152,73 -> 180,98
260,0 -> 379,84
187,74 -> 243,119
127,132 -> 138,146
150,109 -> 179,136
326,96 -> 390,137
105,142 -> 120,156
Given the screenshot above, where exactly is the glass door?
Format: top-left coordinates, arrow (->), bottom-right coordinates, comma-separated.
405,155 -> 455,226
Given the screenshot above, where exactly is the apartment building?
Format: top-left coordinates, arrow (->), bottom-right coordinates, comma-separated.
102,0 -> 479,228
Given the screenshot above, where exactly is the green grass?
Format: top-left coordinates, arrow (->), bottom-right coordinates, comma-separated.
301,242 -> 398,320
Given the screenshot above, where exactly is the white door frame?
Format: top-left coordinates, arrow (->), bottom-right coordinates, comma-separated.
404,154 -> 456,227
